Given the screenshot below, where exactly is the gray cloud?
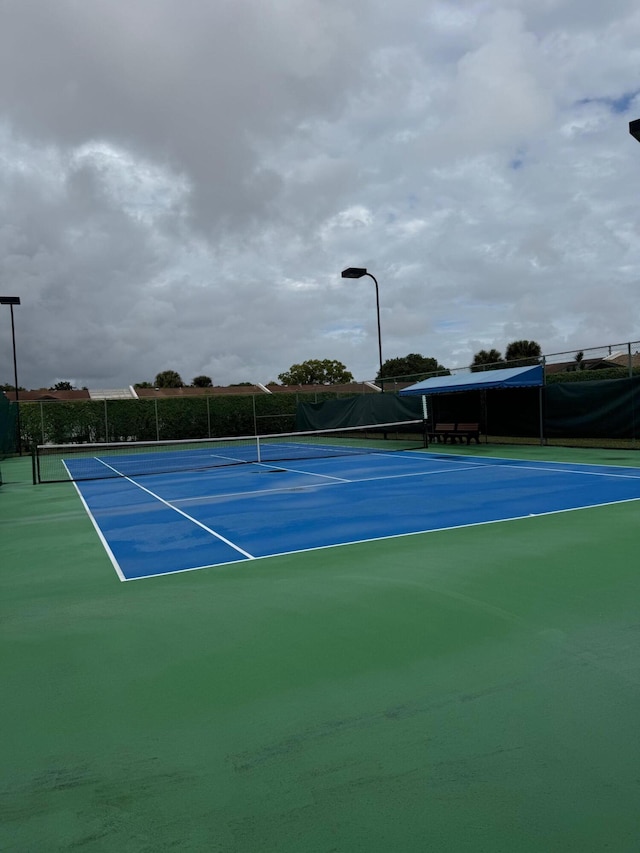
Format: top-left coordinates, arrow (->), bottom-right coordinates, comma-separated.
1,0 -> 640,390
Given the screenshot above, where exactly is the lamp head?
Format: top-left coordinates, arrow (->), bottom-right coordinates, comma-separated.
630,119 -> 640,143
0,296 -> 20,305
341,267 -> 368,279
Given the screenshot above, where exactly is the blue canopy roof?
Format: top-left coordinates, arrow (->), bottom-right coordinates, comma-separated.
399,364 -> 544,396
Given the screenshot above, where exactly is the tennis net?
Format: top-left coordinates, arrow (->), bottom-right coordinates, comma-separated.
33,420 -> 427,483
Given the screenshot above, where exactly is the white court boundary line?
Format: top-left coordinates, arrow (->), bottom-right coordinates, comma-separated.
422,457 -> 640,481
415,448 -> 640,477
66,461 -> 127,583
124,494 -> 640,582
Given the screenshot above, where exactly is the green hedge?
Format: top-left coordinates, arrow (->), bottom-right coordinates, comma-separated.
546,367 -> 638,383
20,391 -> 348,447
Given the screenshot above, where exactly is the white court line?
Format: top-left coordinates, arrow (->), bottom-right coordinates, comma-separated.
169,454 -> 640,507
173,464 -> 482,504
491,463 -> 640,480
94,458 -> 256,561
393,449 -> 640,483
251,460 -> 350,482
174,483 -> 336,504
352,464 -> 487,483
423,458 -> 640,481
416,449 -> 640,478
171,454 -> 639,506
206,452 -> 256,465
126,494 -> 640,582
64,460 -> 126,582
170,459 -> 350,505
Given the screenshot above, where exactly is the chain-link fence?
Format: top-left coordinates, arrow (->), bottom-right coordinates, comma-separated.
10,339 -> 640,451
18,388 -> 367,447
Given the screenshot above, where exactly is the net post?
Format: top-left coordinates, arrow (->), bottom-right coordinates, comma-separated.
256,435 -> 261,463
422,395 -> 429,447
31,445 -> 37,485
422,420 -> 429,447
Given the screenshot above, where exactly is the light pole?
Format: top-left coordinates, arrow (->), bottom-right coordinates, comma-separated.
0,296 -> 21,455
341,267 -> 383,380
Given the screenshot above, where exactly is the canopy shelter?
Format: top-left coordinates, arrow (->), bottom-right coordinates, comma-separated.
399,364 -> 543,396
399,364 -> 545,443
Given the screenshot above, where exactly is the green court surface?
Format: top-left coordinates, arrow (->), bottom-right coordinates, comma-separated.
2,445 -> 640,852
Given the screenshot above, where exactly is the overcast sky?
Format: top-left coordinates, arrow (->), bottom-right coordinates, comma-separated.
1,0 -> 640,389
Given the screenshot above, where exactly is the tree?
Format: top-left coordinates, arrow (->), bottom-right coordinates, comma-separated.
574,351 -> 585,371
377,354 -> 448,382
154,370 -> 184,388
134,381 -> 153,388
278,359 -> 354,385
50,381 -> 74,391
471,349 -> 504,372
505,340 -> 541,367
192,375 -> 213,387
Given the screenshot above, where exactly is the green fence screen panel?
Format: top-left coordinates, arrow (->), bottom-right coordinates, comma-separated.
295,394 -> 424,431
0,393 -> 17,456
544,376 -> 640,439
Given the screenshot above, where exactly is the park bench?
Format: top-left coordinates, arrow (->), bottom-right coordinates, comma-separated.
451,423 -> 480,444
429,423 -> 456,443
429,422 -> 480,444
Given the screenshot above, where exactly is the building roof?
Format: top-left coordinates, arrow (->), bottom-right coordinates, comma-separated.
3,389 -> 91,402
544,356 -> 629,374
5,382 -> 386,401
134,385 -> 269,397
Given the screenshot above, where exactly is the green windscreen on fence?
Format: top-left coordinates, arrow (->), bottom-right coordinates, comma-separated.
544,375 -> 640,438
0,392 -> 17,457
295,394 -> 424,431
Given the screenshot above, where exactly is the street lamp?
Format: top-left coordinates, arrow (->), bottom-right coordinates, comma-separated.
341,267 -> 383,379
630,119 -> 640,143
0,296 -> 21,455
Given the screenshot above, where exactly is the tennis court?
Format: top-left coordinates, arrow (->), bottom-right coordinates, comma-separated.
3,441 -> 640,851
62,438 -> 640,581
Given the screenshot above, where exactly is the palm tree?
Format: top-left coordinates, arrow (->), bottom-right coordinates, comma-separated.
471,349 -> 504,372
505,340 -> 541,367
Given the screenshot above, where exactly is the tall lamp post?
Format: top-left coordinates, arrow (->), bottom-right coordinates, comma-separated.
0,296 -> 21,455
341,267 -> 383,380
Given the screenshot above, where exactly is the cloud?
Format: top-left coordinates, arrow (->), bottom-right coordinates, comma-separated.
1,0 -> 640,390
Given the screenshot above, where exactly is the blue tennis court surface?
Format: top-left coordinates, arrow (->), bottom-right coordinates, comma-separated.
69,449 -> 640,581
